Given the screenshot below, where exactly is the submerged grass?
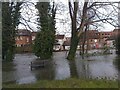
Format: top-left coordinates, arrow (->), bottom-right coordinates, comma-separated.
3,78 -> 118,88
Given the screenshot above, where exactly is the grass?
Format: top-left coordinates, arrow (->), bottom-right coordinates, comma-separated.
3,78 -> 118,88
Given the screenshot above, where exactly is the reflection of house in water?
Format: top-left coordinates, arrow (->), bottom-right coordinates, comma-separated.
75,59 -> 91,79
75,54 -> 118,80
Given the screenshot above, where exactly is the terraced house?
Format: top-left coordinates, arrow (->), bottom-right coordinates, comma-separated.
15,29 -> 119,52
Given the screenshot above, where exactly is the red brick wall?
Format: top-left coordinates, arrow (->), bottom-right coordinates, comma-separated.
15,36 -> 32,47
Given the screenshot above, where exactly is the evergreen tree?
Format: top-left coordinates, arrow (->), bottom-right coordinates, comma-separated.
2,2 -> 22,61
116,35 -> 120,55
34,2 -> 56,59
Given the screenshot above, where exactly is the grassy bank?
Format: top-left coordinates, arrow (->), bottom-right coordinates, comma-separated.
3,78 -> 118,88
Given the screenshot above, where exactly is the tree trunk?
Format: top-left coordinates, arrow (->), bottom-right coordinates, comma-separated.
80,25 -> 88,59
82,26 -> 87,55
116,35 -> 120,55
67,35 -> 79,60
67,1 -> 88,60
86,29 -> 89,53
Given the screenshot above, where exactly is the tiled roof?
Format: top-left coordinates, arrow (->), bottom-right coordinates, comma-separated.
56,35 -> 65,39
31,32 -> 37,36
17,29 -> 31,36
80,30 -> 100,39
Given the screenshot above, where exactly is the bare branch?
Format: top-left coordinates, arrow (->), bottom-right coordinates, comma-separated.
86,18 -> 112,25
77,2 -> 88,37
68,0 -> 73,20
20,16 -> 35,31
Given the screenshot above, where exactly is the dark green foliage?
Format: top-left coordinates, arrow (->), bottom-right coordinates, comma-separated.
34,31 -> 55,59
34,2 -> 56,59
2,2 -> 22,61
115,35 -> 120,55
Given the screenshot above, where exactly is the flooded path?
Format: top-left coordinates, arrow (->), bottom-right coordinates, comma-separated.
2,50 -> 119,84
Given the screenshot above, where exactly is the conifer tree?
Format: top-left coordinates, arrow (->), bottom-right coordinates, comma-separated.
34,2 -> 56,59
2,2 -> 22,61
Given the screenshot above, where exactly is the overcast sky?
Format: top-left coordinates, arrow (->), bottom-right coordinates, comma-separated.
18,0 -> 119,37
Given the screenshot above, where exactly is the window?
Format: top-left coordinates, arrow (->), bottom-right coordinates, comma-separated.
20,37 -> 23,40
94,39 -> 97,42
26,38 -> 29,42
17,37 -> 19,40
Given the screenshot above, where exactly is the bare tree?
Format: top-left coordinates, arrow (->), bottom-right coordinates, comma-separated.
67,0 -> 119,60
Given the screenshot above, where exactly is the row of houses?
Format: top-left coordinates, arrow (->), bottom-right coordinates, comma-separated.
15,29 -> 120,51
54,29 -> 120,50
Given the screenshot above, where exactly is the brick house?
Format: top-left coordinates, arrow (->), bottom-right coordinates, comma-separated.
87,30 -> 100,49
31,32 -> 37,44
105,29 -> 120,48
15,29 -> 117,52
99,31 -> 113,48
15,29 -> 32,47
79,30 -> 115,49
79,30 -> 100,49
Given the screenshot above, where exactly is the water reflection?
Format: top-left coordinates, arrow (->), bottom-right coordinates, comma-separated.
53,52 -> 70,80
113,55 -> 120,71
113,55 -> 120,82
3,53 -> 55,84
75,54 -> 118,80
2,51 -> 119,84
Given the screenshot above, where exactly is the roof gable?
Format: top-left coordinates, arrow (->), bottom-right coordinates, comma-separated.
17,29 -> 31,36
56,35 -> 65,39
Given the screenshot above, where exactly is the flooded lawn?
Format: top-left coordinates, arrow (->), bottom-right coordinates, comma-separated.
2,50 -> 119,84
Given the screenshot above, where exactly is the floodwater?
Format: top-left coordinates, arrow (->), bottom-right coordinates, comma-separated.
2,50 -> 119,84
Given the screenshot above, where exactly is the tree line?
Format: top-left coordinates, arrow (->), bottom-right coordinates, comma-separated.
2,0 -> 120,61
